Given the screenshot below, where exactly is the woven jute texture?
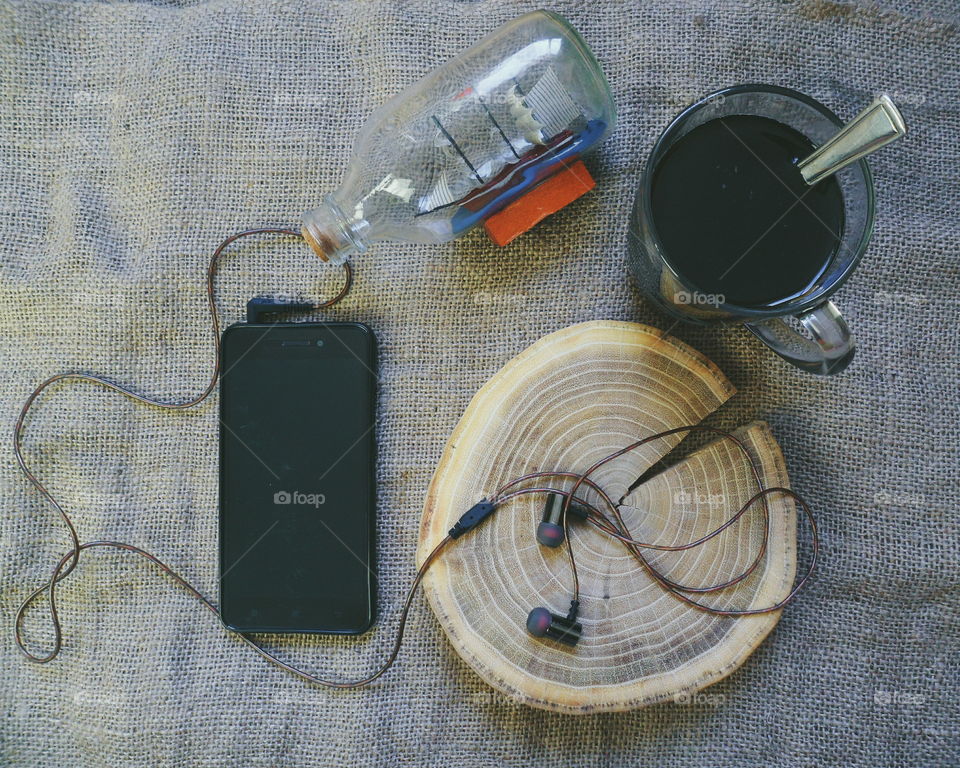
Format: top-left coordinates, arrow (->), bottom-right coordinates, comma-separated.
1,0 -> 958,765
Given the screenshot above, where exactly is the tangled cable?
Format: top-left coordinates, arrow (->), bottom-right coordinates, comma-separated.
12,229 -> 818,688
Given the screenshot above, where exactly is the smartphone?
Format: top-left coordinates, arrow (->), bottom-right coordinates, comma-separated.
219,322 -> 377,634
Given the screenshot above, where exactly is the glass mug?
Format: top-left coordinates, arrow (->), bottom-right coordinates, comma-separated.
628,84 -> 875,375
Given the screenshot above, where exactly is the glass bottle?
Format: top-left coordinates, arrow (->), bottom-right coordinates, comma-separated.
300,10 -> 616,263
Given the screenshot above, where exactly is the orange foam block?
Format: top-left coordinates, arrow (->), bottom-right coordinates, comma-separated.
483,160 -> 595,247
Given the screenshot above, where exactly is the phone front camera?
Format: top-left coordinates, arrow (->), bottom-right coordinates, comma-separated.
315,339 -> 324,347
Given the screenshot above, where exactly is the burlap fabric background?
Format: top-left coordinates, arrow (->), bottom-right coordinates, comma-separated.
1,0 -> 957,765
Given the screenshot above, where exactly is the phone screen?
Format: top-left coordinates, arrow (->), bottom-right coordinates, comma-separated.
219,322 -> 377,634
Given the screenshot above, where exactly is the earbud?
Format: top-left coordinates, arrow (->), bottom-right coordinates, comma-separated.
525,600 -> 582,646
536,493 -> 589,548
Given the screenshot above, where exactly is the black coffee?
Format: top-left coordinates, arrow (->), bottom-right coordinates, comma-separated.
651,115 -> 845,307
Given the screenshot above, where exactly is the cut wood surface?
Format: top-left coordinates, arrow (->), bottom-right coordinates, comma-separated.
417,321 -> 797,713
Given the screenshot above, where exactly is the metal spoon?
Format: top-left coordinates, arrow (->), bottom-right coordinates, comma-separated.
798,94 -> 907,185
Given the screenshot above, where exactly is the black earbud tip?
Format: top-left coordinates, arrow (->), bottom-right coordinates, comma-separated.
526,607 -> 552,637
536,521 -> 565,548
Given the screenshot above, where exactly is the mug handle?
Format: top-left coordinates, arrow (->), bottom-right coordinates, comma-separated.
743,300 -> 855,375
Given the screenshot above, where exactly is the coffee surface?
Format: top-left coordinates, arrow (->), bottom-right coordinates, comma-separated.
651,114 -> 845,307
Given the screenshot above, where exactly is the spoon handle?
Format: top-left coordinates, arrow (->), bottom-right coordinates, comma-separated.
798,95 -> 907,185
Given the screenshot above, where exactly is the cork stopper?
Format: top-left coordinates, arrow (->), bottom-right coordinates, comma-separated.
300,198 -> 366,265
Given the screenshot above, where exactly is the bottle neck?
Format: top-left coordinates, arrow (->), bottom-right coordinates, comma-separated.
300,197 -> 368,264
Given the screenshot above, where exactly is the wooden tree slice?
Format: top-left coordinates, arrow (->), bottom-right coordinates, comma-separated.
417,321 -> 797,713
